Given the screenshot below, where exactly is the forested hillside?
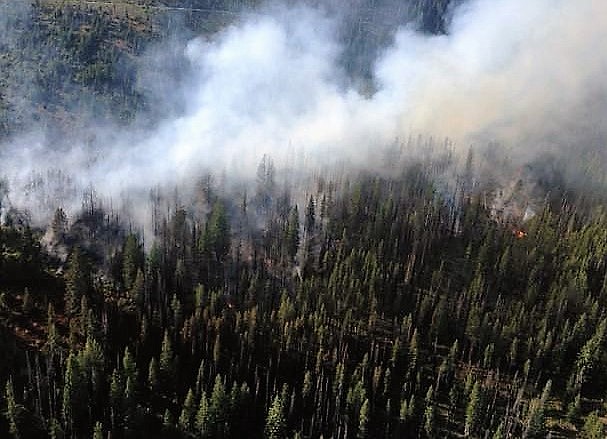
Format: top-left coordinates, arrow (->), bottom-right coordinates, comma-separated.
2,155 -> 607,438
1,0 -> 607,438
0,0 -> 451,137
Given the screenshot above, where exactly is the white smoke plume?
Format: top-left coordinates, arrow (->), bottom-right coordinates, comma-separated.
1,0 -> 606,225
385,0 -> 607,150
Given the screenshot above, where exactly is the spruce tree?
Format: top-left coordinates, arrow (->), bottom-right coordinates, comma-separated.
178,388 -> 196,433
64,247 -> 89,317
195,392 -> 210,437
581,411 -> 604,439
265,394 -> 286,439
4,378 -> 20,439
465,381 -> 482,437
209,375 -> 228,436
358,398 -> 370,439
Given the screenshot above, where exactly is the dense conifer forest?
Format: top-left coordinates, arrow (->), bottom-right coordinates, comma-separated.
1,1 -> 606,438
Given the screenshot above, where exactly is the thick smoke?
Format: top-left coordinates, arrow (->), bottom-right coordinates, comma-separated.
384,0 -> 607,150
1,0 -> 606,225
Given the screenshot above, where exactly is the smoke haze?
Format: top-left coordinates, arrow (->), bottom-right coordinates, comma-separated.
1,0 -> 606,224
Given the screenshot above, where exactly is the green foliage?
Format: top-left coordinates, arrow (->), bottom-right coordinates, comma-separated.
178,388 -> 196,433
122,234 -> 142,291
92,421 -> 103,439
208,201 -> 230,263
123,347 -> 137,387
581,411 -> 605,439
423,399 -> 436,438
5,150 -> 607,437
573,318 -> 607,395
62,352 -> 78,431
4,378 -> 20,439
265,394 -> 286,439
48,418 -> 62,439
358,398 -> 370,438
159,330 -> 174,378
465,381 -> 482,437
147,357 -> 159,392
64,247 -> 89,316
209,375 -> 228,436
195,392 -> 210,437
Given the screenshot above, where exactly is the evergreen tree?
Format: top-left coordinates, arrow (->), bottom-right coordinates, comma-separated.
131,268 -> 145,307
62,352 -> 79,432
4,378 -> 20,439
492,422 -> 504,439
581,411 -> 604,439
524,380 -> 551,438
573,318 -> 607,395
45,303 -> 59,356
265,394 -> 286,439
424,386 -> 437,438
64,247 -> 89,317
159,330 -> 174,385
123,347 -> 137,386
304,195 -> 315,233
209,375 -> 228,436
147,357 -> 159,392
286,206 -> 300,260
93,421 -> 103,439
109,368 -> 123,432
122,234 -> 141,291
358,398 -> 370,439
178,388 -> 196,433
465,381 -> 482,437
208,201 -> 230,263
195,392 -> 210,437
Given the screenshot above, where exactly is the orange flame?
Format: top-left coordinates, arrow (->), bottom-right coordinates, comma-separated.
514,230 -> 527,239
